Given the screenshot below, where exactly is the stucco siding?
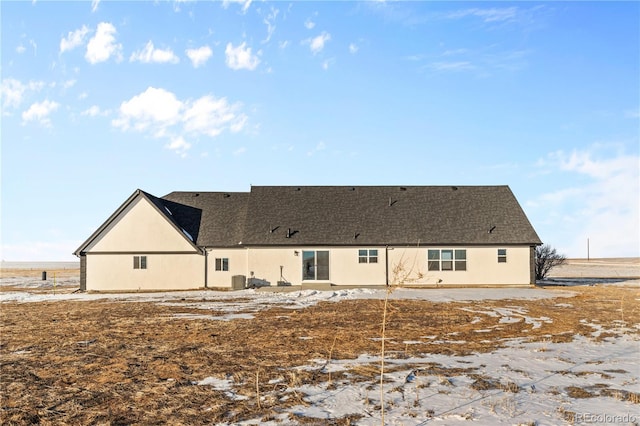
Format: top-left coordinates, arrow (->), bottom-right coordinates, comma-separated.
242,247 -> 387,286
246,248 -> 301,286
86,197 -> 197,253
206,249 -> 248,288
387,246 -> 532,286
85,253 -> 204,291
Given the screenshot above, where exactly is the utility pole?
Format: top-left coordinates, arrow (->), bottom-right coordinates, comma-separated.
587,238 -> 590,261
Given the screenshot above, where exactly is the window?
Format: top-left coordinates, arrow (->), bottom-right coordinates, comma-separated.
455,250 -> 467,271
427,249 -> 466,271
498,249 -> 507,263
428,250 -> 440,271
358,249 -> 378,264
133,256 -> 147,269
215,258 -> 229,271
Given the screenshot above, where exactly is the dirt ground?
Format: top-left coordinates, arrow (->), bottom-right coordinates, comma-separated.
1,279 -> 639,424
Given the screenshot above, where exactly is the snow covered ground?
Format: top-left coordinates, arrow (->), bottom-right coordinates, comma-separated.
2,269 -> 639,425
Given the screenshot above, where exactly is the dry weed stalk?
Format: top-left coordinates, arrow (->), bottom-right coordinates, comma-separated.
256,369 -> 261,409
379,247 -> 426,425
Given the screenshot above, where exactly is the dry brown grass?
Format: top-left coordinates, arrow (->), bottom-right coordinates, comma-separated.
0,269 -> 79,279
1,285 -> 638,424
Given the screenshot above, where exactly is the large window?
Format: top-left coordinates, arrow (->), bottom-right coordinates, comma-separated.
358,249 -> 378,263
427,249 -> 466,271
498,249 -> 507,263
303,250 -> 329,280
133,256 -> 147,269
215,258 -> 229,271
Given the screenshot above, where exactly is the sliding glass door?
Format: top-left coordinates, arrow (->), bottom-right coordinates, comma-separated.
302,250 -> 329,280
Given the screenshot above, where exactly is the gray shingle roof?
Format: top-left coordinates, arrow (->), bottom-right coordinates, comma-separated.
75,186 -> 540,256
162,191 -> 249,247
241,186 -> 541,246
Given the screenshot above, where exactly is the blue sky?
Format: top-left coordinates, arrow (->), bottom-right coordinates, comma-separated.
1,1 -> 638,261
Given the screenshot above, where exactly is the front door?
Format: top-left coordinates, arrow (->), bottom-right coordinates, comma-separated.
302,250 -> 329,280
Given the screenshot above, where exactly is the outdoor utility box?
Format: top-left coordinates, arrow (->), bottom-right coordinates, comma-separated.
42,271 -> 47,280
231,275 -> 246,290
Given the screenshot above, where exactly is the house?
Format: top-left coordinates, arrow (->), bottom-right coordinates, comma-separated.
73,185 -> 542,291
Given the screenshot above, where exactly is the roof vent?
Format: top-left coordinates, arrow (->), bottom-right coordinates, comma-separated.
223,193 -> 231,198
286,228 -> 292,238
295,187 -> 301,191
488,225 -> 496,234
452,186 -> 458,191
388,197 -> 397,207
350,187 -> 356,191
270,225 -> 279,233
194,193 -> 200,197
400,187 -> 407,191
354,232 -> 360,239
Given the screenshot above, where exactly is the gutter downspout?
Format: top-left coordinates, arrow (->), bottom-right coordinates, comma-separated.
204,248 -> 208,289
385,245 -> 389,286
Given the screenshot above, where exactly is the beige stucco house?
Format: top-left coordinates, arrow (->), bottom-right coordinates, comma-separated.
74,186 -> 542,291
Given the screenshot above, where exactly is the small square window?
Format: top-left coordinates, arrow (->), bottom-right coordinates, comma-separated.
358,249 -> 378,264
133,256 -> 147,269
498,249 -> 507,263
215,258 -> 229,271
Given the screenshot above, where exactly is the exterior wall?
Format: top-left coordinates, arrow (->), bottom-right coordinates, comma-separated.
244,246 -> 388,287
387,246 -> 533,286
206,245 -> 533,288
86,196 -> 196,253
206,248 -> 248,288
85,253 -> 204,291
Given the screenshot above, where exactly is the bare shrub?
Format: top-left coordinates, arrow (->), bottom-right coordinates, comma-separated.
535,244 -> 566,280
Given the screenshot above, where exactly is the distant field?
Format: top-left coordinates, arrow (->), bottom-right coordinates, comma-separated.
549,257 -> 640,278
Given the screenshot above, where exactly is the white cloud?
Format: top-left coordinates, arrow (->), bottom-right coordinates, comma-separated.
21,99 -> 60,126
112,87 -> 249,156
307,141 -> 326,156
225,42 -> 260,70
130,41 -> 180,64
446,7 -> 518,23
321,58 -> 335,70
183,95 -> 247,137
85,22 -> 123,64
91,0 -> 100,12
112,87 -> 183,133
531,145 -> 640,257
81,105 -> 108,117
62,79 -> 76,89
349,43 -> 359,54
165,136 -> 191,157
1,78 -> 45,110
60,25 -> 90,53
304,18 -> 316,29
16,44 -> 26,54
305,32 -> 331,55
222,0 -> 252,13
427,61 -> 476,72
262,7 -> 279,43
186,45 -> 212,68
233,147 -> 247,156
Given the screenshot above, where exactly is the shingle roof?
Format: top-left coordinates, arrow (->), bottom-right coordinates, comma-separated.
161,191 -> 249,247
241,186 -> 541,246
76,186 -> 541,255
